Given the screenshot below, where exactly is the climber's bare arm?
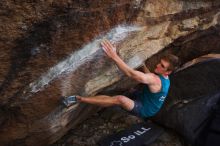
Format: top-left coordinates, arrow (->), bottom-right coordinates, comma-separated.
142,63 -> 150,73
101,40 -> 161,92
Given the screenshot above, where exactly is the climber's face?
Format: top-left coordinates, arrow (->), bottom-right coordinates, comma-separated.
154,59 -> 171,76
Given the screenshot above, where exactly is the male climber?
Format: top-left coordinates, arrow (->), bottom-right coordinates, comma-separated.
63,39 -> 179,118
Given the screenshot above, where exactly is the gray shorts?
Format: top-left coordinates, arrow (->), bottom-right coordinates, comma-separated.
129,99 -> 144,118
123,90 -> 144,118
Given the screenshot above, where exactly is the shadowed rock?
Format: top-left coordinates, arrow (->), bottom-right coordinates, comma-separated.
153,58 -> 220,144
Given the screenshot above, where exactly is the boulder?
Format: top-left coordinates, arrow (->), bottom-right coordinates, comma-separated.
0,0 -> 220,145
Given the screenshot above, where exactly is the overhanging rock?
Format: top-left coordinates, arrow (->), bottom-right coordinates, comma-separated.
0,0 -> 220,145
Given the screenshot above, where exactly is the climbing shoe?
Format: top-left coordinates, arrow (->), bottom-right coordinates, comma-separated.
62,95 -> 77,107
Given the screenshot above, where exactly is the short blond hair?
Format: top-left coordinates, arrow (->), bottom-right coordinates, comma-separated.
162,54 -> 179,71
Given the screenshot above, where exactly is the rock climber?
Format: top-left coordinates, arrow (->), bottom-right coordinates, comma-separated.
63,39 -> 179,118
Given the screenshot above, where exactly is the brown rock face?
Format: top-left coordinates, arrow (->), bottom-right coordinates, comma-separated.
0,0 -> 220,145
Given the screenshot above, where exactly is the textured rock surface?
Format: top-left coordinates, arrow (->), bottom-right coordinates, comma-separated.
0,0 -> 220,145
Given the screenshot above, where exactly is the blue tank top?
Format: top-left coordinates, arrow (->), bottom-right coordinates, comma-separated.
139,75 -> 170,117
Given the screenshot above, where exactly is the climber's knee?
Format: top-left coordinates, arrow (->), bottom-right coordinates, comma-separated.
113,95 -> 134,110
